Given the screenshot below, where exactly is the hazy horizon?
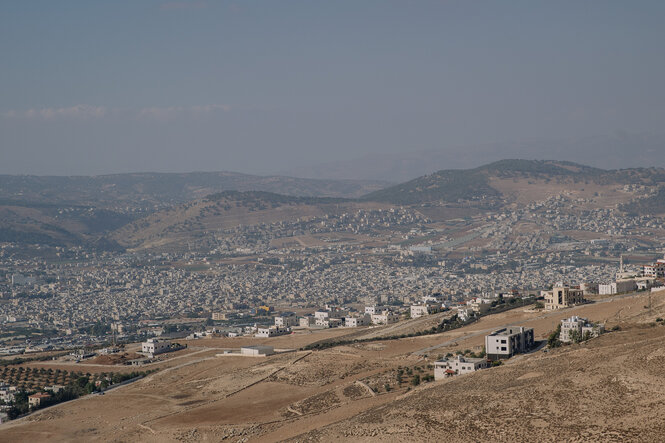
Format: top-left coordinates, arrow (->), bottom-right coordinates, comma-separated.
2,1 -> 664,177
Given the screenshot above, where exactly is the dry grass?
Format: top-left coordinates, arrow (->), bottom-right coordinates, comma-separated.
2,291 -> 665,442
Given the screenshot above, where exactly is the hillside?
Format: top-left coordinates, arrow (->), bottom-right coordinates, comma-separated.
0,172 -> 388,249
286,134 -> 665,182
363,160 -> 665,205
4,160 -> 665,250
294,321 -> 665,442
109,191 -> 363,250
3,290 -> 665,441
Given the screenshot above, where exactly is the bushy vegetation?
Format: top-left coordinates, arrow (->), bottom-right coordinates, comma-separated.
547,324 -> 561,348
4,369 -> 153,420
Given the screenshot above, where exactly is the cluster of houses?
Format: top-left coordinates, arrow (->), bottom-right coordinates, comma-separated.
252,296 -> 496,338
433,315 -> 604,381
598,255 -> 665,295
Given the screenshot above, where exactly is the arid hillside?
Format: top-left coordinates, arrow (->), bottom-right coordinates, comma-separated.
3,289 -> 665,442
109,191 -> 393,250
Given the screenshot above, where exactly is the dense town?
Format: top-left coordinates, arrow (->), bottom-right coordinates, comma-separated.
1,188 -> 665,423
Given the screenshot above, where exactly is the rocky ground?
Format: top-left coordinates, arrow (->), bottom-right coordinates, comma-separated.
2,290 -> 665,442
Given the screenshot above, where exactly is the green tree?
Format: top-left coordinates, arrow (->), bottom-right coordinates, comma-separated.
548,324 -> 561,348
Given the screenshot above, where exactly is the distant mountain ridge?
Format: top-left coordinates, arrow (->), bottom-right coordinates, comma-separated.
362,159 -> 665,205
286,133 -> 665,182
3,159 -> 664,250
0,171 -> 390,207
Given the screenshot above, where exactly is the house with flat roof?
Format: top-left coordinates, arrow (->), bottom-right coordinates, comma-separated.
485,326 -> 534,360
371,310 -> 399,325
241,345 -> 275,356
434,355 -> 490,380
274,312 -> 298,328
28,392 -> 51,408
560,316 -> 604,343
141,338 -> 171,357
543,286 -> 584,310
410,302 -> 441,318
255,326 -> 290,337
344,314 -> 371,327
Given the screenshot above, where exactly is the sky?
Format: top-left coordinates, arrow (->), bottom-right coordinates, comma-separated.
1,1 -> 664,177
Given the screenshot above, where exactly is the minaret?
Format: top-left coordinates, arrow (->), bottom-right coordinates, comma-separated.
619,254 -> 624,274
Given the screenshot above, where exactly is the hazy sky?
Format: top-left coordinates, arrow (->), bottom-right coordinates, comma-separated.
1,1 -> 664,176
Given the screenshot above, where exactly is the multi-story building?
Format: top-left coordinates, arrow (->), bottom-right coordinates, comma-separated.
543,286 -> 585,310
299,316 -> 314,328
410,302 -> 441,318
434,355 -> 490,380
598,279 -> 637,295
371,310 -> 399,325
344,314 -> 371,327
485,326 -> 534,360
365,306 -> 390,315
560,316 -> 604,343
274,312 -> 298,328
141,338 -> 171,357
643,260 -> 665,278
28,392 -> 51,408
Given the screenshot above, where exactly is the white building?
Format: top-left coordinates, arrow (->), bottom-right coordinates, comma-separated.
255,326 -> 290,337
598,279 -> 637,295
434,355 -> 490,380
299,316 -> 314,328
371,311 -> 399,325
241,345 -> 275,356
457,307 -> 474,322
410,302 -> 441,318
344,314 -> 371,327
141,338 -> 171,357
643,260 -> 665,278
365,306 -> 390,315
275,312 -> 298,328
315,317 -> 343,328
467,297 -> 491,314
314,311 -> 330,321
560,316 -> 604,343
485,326 -> 534,360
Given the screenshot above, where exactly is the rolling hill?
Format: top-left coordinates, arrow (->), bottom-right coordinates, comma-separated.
3,160 -> 664,249
362,160 -> 665,206
0,172 -> 389,249
0,171 -> 390,207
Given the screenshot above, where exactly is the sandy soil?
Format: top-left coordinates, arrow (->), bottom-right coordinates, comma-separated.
2,290 -> 664,442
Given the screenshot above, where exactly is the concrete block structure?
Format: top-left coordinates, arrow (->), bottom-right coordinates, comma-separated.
275,312 -> 298,328
255,326 -> 290,337
560,316 -> 604,343
410,302 -> 441,318
241,345 -> 275,356
485,326 -> 534,360
434,355 -> 490,380
543,286 -> 585,310
141,338 -> 171,357
371,310 -> 399,325
28,392 -> 51,408
344,314 -> 371,327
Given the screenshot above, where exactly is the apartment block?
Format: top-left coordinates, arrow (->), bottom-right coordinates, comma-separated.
485,326 -> 534,360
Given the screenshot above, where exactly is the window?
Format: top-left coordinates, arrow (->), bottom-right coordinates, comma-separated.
501,339 -> 506,344
501,346 -> 507,351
